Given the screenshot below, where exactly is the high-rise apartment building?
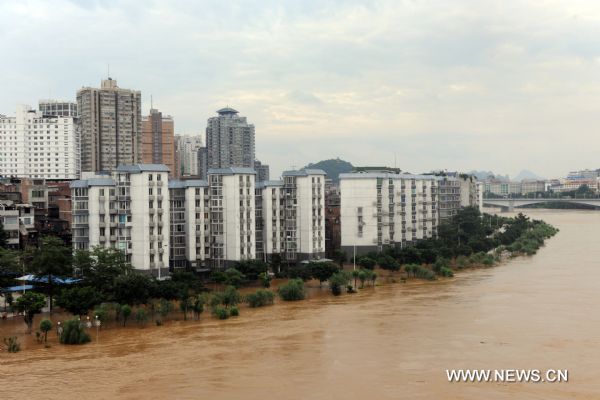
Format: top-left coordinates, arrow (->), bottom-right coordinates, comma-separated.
39,100 -> 78,117
0,104 -> 79,179
255,169 -> 326,264
142,109 -> 176,177
340,170 -> 439,256
254,159 -> 270,182
206,108 -> 255,170
71,164 -> 170,277
77,78 -> 142,173
174,134 -> 203,176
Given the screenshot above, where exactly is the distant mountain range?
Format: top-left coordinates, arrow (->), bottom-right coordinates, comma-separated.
513,169 -> 545,181
468,170 -> 510,181
304,158 -> 353,183
468,169 -> 544,182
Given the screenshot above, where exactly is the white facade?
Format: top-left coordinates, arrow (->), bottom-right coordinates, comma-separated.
169,179 -> 209,270
208,167 -> 256,268
255,169 -> 326,264
340,171 -> 439,256
0,104 -> 79,179
71,164 -> 170,276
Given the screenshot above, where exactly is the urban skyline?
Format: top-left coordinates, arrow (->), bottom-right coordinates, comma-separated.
2,1 -> 600,179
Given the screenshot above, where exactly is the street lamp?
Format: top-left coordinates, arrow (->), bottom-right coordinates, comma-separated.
94,315 -> 101,343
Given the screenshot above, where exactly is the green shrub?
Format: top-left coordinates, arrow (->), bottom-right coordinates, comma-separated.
229,306 -> 239,317
120,305 -> 132,327
246,289 -> 275,308
278,279 -> 306,301
3,336 -> 20,353
432,257 -> 448,273
60,319 -> 91,345
39,319 -> 53,342
213,306 -> 229,320
93,304 -> 110,326
329,271 -> 351,296
413,266 -> 436,281
440,267 -> 454,277
135,308 -> 148,327
482,254 -> 495,265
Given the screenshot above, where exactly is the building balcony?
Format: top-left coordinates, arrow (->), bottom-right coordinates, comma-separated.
99,235 -> 106,242
148,181 -> 155,186
149,208 -> 155,214
157,235 -> 163,241
156,180 -> 163,186
109,235 -> 117,241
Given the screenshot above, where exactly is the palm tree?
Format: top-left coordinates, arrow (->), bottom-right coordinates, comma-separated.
352,270 -> 360,289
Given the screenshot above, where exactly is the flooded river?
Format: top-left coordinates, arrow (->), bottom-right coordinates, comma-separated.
1,210 -> 599,399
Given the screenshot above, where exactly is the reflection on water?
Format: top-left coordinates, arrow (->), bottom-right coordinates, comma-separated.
2,210 -> 599,399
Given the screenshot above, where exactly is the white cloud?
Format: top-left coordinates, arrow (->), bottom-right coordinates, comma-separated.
1,0 -> 600,178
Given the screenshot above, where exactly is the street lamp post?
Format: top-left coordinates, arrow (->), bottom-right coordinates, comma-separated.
94,315 -> 101,343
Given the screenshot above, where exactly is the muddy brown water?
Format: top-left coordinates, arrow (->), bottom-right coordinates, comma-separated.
1,210 -> 599,399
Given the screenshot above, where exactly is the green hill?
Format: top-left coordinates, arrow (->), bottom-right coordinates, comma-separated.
304,158 -> 354,184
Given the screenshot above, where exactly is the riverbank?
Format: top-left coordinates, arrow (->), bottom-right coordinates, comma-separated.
3,209 -> 599,400
0,248 -> 544,354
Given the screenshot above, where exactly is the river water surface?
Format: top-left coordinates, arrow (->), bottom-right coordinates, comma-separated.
1,210 -> 599,399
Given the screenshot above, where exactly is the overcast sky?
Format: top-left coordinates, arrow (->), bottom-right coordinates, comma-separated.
1,0 -> 599,179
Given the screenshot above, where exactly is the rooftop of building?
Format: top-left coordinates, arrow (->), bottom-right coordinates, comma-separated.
208,167 -> 256,175
216,107 -> 239,115
70,178 -> 115,188
116,164 -> 170,173
282,169 -> 327,177
256,180 -> 283,188
352,166 -> 402,174
339,171 -> 443,181
168,179 -> 208,189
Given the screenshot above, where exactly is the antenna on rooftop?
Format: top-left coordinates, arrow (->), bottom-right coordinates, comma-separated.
151,94 -> 153,110
107,63 -> 110,78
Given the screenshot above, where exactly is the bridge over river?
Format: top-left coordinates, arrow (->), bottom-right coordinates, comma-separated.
483,198 -> 600,211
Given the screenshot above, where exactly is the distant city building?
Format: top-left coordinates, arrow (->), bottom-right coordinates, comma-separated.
39,100 -> 78,117
142,109 -> 176,177
175,134 -> 202,176
254,159 -> 270,182
77,78 -> 142,173
197,147 -> 208,180
206,107 -> 255,170
0,104 -> 79,179
566,169 -> 599,181
340,169 -> 439,256
484,181 -> 523,196
521,180 -> 546,194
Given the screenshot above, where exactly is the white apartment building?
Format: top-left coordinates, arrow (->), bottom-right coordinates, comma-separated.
169,179 -> 209,270
340,171 -> 439,256
255,169 -> 326,264
207,167 -> 256,269
71,164 -> 170,277
0,104 -> 79,179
